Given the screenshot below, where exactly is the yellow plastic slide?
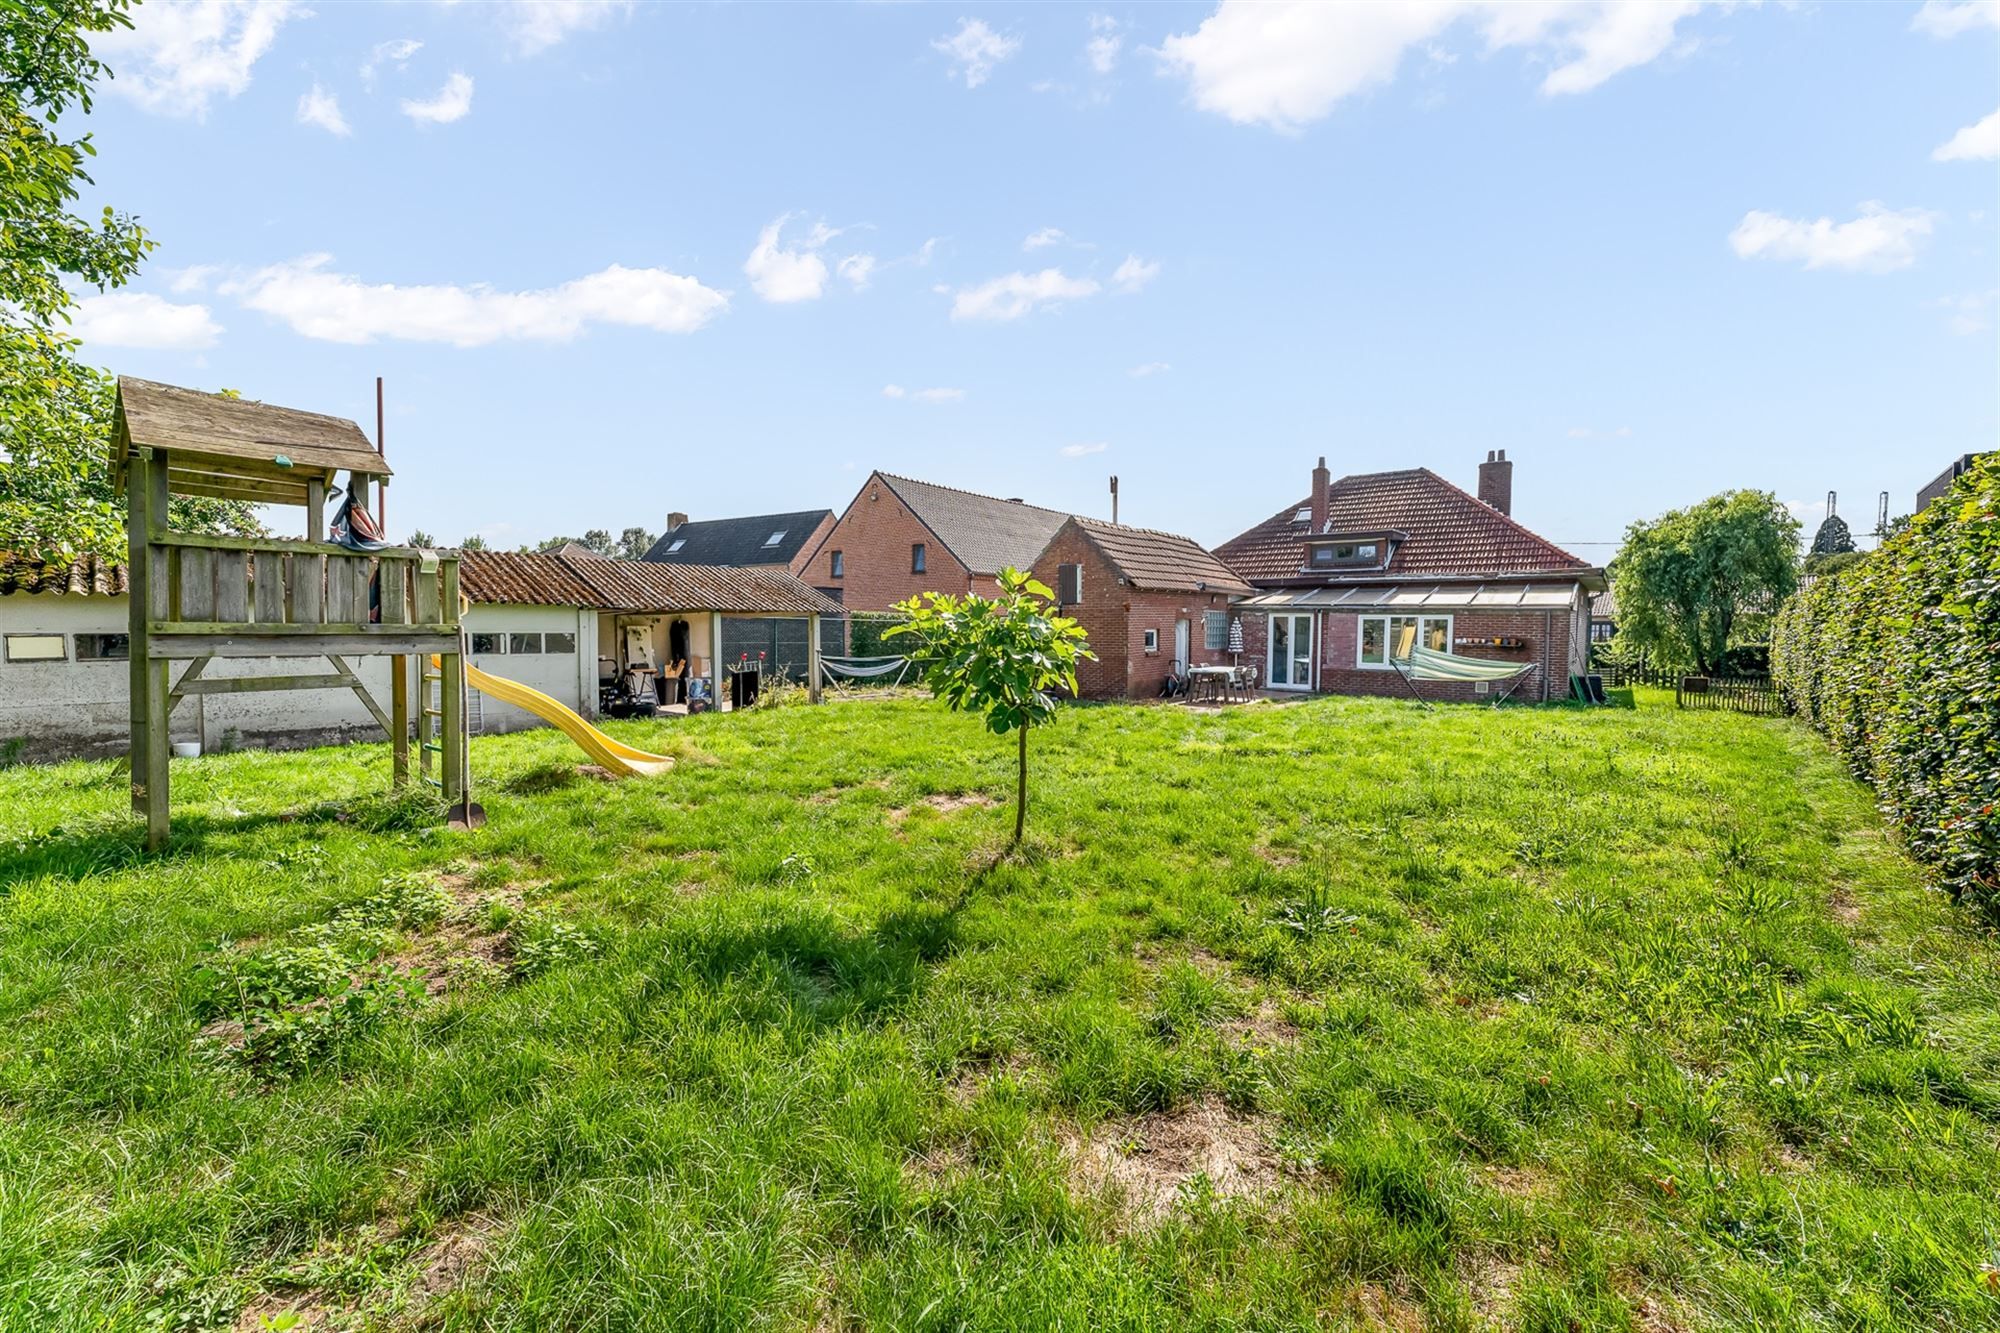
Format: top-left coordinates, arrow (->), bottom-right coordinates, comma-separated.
452,660 -> 675,777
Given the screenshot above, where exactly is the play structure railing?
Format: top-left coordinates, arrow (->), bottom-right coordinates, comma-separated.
143,533 -> 459,646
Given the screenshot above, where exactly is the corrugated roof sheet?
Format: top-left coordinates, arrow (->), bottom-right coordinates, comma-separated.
878,473 -> 1073,576
1241,582 -> 1581,611
459,550 -> 843,616
1215,468 -> 1593,584
0,553 -> 129,597
1066,517 -> 1254,595
642,510 -> 833,566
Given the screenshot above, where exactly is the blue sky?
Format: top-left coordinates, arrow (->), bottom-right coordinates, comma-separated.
67,0 -> 1999,558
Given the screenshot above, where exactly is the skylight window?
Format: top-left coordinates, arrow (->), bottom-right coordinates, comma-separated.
1294,507 -> 1313,522
763,530 -> 787,547
666,539 -> 686,553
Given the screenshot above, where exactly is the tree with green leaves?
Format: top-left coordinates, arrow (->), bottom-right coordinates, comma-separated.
886,568 -> 1093,846
617,526 -> 655,561
0,0 -> 262,561
458,534 -> 489,551
406,529 -> 436,549
1811,513 -> 1855,557
1610,490 -> 1799,675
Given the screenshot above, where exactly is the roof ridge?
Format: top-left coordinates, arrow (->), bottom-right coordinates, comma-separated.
877,471 -> 1073,518
1403,466 -> 1588,567
1073,514 -> 1210,543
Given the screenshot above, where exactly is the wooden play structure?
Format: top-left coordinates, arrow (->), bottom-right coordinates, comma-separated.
113,378 -> 467,849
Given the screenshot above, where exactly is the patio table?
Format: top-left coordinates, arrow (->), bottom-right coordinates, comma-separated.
1186,664 -> 1237,703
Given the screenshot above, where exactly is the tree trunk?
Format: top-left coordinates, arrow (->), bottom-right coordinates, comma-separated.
1014,724 -> 1028,845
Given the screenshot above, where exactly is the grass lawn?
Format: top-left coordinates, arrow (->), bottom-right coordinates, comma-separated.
2,690 -> 1997,1332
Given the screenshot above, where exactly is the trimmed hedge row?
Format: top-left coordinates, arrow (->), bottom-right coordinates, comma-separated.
1772,454 -> 1998,920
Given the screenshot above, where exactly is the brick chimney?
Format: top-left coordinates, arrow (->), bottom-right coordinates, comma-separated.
1477,450 -> 1512,516
666,511 -> 688,531
1310,456 -> 1330,533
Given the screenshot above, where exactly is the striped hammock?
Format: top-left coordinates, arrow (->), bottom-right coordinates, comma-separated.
1398,643 -> 1533,683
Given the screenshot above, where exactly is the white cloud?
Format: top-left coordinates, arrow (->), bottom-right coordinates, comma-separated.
1729,203 -> 1936,274
223,253 -> 729,346
165,264 -> 219,294
93,0 -> 302,119
67,292 -> 222,350
505,1 -> 635,56
945,268 -> 1101,321
933,18 -> 1021,88
1061,442 -> 1109,458
883,384 -> 965,403
1129,361 -> 1171,377
296,83 -> 350,136
1934,107 -> 2000,162
1087,14 -> 1123,73
744,215 -> 837,303
360,37 -> 422,85
1023,227 -> 1068,250
1157,0 -> 1717,133
837,254 -> 878,292
1112,254 -> 1161,293
401,72 -> 474,124
1932,289 -> 1999,336
1911,0 -> 2000,37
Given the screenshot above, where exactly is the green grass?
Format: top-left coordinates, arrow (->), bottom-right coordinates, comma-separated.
2,690 -> 1997,1331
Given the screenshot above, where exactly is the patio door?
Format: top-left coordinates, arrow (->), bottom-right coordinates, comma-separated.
1267,613 -> 1314,691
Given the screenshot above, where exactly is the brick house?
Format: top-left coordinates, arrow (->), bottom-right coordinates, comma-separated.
1215,452 -> 1603,703
1029,517 -> 1254,700
796,472 -> 1073,610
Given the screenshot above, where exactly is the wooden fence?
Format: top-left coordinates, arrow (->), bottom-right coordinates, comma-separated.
1674,675 -> 1782,716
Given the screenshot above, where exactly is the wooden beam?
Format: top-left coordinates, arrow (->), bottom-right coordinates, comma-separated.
390,653 -> 410,786
807,612 -> 823,704
148,632 -> 458,660
173,671 -> 360,696
327,655 -> 393,735
306,477 -> 326,543
150,621 -> 457,636
166,656 -> 212,711
155,532 -> 440,562
440,652 -> 464,805
126,450 -> 153,818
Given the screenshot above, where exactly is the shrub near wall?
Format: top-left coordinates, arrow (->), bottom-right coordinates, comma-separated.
1772,455 -> 1998,919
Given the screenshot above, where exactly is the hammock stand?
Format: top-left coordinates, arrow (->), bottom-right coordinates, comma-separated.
1388,626 -> 1536,711
816,654 -> 914,690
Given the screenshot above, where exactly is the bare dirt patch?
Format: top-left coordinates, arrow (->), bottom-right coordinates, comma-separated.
1828,888 -> 1862,926
1348,1281 -> 1427,1331
888,792 -> 999,826
1479,1163 -> 1555,1201
1065,1095 -> 1285,1228
1464,1254 -> 1524,1328
1222,996 -> 1300,1047
231,1214 -> 498,1331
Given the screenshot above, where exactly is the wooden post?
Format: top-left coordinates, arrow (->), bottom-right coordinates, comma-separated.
708,611 -> 724,711
390,655 -> 409,785
306,477 -> 326,543
440,558 -> 465,803
126,451 -> 152,817
807,612 -> 823,704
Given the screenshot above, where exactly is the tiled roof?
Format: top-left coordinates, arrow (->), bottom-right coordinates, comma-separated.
0,553 -> 129,597
877,473 -> 1073,576
460,550 -> 843,616
1063,517 -> 1254,595
642,510 -> 833,566
1215,468 -> 1592,584
1591,588 -> 1617,619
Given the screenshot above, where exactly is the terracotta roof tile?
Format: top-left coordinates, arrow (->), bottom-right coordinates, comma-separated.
1215,468 -> 1592,584
1064,517 -> 1253,595
0,553 -> 129,597
460,550 -> 843,616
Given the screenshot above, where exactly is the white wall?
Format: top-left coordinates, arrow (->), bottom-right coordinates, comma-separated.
0,594 -> 394,760
0,596 -> 607,760
462,604 -> 593,732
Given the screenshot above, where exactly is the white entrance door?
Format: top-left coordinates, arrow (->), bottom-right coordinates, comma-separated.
1267,613 -> 1314,690
1174,619 -> 1190,673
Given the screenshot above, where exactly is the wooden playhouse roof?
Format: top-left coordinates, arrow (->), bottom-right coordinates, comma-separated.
111,377 -> 389,506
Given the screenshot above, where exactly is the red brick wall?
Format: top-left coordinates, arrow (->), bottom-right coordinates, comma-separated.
1239,602 -> 1578,703
785,512 -> 839,579
797,474 -> 977,611
1030,526 -> 1238,699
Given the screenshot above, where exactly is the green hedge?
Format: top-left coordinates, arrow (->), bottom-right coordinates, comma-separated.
1771,454 -> 1998,919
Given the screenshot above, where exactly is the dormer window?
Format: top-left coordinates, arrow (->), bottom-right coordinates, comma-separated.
1305,535 -> 1388,570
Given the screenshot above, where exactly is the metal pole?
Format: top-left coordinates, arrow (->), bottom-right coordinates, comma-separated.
376,376 -> 387,530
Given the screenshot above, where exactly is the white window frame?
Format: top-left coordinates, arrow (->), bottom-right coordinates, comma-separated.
1142,627 -> 1159,654
666,538 -> 687,553
763,530 -> 786,548
3,633 -> 67,662
1356,614 -> 1452,670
